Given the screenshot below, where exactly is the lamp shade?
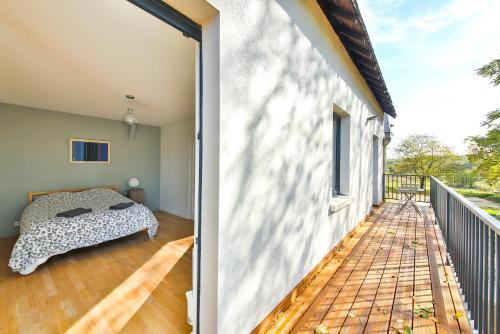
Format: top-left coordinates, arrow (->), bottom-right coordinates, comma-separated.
128,178 -> 140,188
122,108 -> 138,125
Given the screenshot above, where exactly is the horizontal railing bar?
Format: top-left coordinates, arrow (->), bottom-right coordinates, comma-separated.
430,176 -> 500,233
383,174 -> 430,203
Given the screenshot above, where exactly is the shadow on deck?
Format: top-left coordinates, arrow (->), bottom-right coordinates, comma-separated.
267,203 -> 472,334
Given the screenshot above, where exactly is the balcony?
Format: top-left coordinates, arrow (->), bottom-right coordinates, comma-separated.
265,176 -> 499,333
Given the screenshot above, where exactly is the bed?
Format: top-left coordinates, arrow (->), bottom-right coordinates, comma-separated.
9,187 -> 158,275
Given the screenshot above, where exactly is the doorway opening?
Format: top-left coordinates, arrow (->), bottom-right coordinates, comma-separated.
373,135 -> 380,205
0,0 -> 203,333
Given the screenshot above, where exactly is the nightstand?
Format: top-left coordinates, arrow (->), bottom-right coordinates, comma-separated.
127,188 -> 145,204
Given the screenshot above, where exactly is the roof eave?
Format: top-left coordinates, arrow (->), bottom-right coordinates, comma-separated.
316,0 -> 397,118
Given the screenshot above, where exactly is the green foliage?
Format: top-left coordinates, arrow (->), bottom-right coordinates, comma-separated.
483,208 -> 500,220
466,109 -> 500,185
476,57 -> 500,86
467,57 -> 500,185
314,324 -> 329,334
414,306 -> 433,319
385,158 -> 398,174
441,170 -> 481,188
392,134 -> 460,177
402,326 -> 413,334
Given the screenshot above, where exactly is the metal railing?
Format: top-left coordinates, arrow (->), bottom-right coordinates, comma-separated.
430,176 -> 499,333
383,174 -> 430,202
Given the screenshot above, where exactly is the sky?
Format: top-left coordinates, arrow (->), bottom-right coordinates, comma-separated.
356,0 -> 500,157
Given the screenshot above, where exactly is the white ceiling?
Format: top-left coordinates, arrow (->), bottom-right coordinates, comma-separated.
0,0 -> 196,126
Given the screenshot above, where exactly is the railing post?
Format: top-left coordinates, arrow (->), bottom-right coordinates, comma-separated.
382,173 -> 385,202
431,176 -> 500,333
430,177 -> 433,207
446,191 -> 450,247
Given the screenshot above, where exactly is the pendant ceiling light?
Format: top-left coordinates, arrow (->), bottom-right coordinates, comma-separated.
122,95 -> 138,140
122,94 -> 138,125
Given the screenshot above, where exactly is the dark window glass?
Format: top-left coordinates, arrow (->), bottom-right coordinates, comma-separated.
332,114 -> 341,195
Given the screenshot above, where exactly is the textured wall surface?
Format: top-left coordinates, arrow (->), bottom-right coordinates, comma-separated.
199,0 -> 386,332
0,103 -> 160,237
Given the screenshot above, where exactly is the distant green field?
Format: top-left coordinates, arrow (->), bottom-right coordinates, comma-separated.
483,207 -> 500,220
454,188 -> 500,204
453,188 -> 500,220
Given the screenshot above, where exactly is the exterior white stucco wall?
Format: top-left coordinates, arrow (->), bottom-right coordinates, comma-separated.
198,0 -> 387,332
160,119 -> 195,219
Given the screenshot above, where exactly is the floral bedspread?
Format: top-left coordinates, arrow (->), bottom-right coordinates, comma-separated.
9,188 -> 158,274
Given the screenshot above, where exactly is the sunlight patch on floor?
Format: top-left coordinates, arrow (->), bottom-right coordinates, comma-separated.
66,236 -> 194,334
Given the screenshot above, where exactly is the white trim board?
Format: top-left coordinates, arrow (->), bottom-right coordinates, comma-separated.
161,207 -> 194,220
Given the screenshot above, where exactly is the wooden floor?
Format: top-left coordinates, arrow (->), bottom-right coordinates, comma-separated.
269,204 -> 472,334
0,212 -> 194,334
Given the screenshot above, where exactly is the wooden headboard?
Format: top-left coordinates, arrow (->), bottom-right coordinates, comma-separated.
28,186 -> 119,204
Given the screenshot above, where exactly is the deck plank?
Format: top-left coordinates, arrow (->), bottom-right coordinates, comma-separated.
363,206 -> 412,333
387,209 -> 416,333
321,207 -> 395,333
269,214 -> 377,333
412,206 -> 436,334
290,209 -> 391,333
273,204 -> 472,334
339,205 -> 401,334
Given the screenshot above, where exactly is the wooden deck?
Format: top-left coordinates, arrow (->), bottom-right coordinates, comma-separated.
0,212 -> 193,334
269,204 -> 472,334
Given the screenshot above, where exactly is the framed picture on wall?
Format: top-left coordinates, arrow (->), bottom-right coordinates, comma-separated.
69,138 -> 110,163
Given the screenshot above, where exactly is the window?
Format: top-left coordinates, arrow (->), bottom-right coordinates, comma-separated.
332,113 -> 341,196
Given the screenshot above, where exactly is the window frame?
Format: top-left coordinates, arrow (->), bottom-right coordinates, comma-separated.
332,113 -> 341,196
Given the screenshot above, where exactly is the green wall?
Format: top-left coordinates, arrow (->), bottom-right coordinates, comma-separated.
0,103 -> 161,237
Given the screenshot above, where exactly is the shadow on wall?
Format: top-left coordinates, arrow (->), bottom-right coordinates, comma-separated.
217,1 -> 376,332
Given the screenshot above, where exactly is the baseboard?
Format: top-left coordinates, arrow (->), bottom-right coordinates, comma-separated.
159,207 -> 193,220
251,212 -> 373,334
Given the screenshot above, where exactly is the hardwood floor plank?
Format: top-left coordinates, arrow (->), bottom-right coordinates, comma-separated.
0,212 -> 193,334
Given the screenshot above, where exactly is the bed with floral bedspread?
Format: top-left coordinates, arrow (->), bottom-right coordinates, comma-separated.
9,188 -> 158,275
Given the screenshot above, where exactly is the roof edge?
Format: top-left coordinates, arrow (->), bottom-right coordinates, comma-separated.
317,0 -> 397,117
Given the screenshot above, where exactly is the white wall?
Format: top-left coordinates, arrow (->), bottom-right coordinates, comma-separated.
160,119 -> 195,219
200,0 -> 386,333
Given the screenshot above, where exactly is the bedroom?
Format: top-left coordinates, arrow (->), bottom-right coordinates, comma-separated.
0,0 -> 201,332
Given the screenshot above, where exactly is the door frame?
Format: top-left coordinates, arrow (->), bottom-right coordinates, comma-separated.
372,135 -> 379,205
127,1 -> 203,333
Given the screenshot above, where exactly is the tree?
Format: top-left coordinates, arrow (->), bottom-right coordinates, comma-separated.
476,57 -> 500,86
467,110 -> 500,184
466,58 -> 500,186
392,134 -> 459,186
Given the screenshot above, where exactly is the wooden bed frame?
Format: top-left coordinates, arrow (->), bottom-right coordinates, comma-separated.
28,186 -> 119,204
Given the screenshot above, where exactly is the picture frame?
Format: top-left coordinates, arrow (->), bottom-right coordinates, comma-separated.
69,138 -> 111,164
